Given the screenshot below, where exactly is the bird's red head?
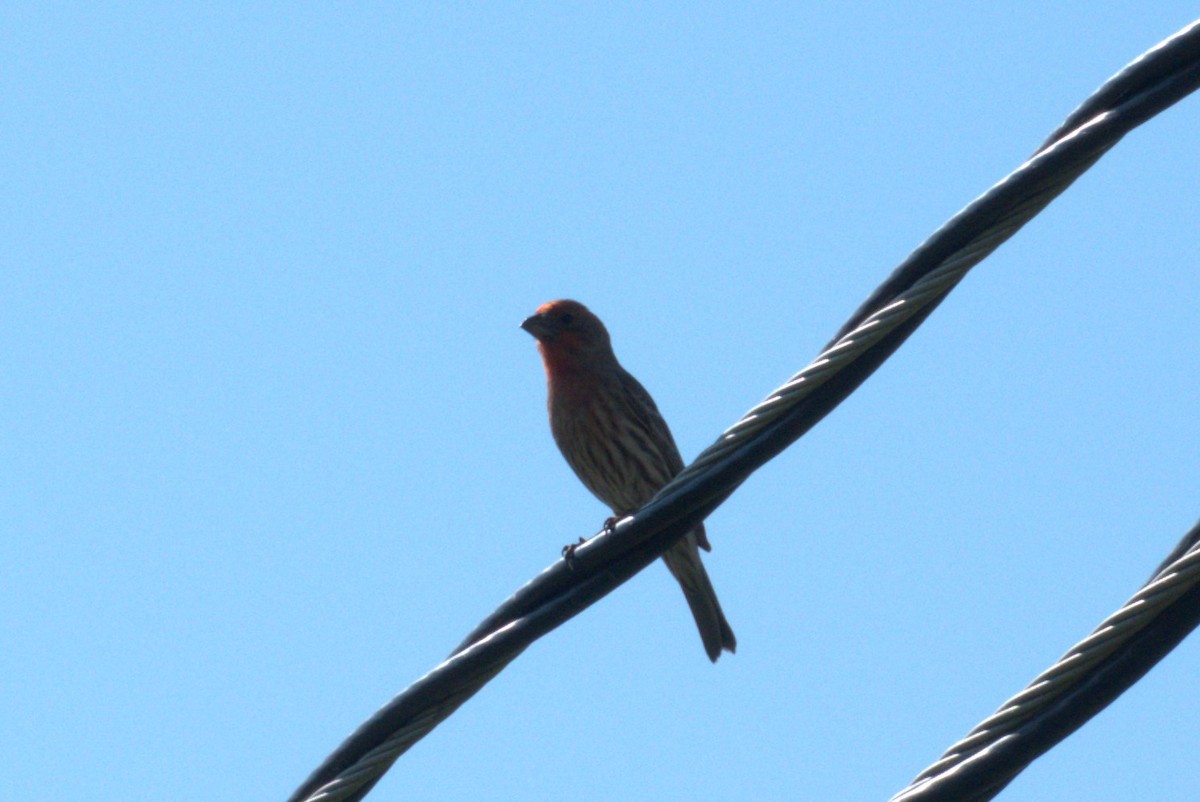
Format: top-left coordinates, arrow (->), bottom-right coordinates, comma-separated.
520,299 -> 614,374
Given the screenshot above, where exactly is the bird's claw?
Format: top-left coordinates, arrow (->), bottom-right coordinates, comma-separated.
561,536 -> 588,568
563,517 -> 620,569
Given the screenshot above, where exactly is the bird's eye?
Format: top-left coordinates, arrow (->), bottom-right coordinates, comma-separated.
560,313 -> 574,326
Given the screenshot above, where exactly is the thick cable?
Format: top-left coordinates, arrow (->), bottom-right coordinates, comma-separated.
289,19 -> 1200,802
890,519 -> 1200,801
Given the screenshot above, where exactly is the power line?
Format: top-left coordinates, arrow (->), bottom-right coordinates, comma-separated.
288,19 -> 1200,802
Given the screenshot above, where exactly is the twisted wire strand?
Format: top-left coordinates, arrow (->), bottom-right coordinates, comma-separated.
892,519 -> 1200,801
289,19 -> 1200,802
301,654 -> 518,802
929,538 -> 1200,762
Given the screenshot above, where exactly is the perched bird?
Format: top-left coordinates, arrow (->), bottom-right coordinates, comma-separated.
521,299 -> 736,662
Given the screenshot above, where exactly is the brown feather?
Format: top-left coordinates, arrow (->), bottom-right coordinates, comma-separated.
524,299 -> 735,661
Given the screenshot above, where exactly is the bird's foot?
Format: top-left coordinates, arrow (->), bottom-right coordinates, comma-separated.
561,517 -> 620,568
561,536 -> 588,568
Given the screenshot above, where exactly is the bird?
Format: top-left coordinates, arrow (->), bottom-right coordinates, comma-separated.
520,299 -> 736,662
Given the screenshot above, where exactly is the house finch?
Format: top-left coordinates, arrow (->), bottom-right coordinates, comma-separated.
521,299 -> 736,662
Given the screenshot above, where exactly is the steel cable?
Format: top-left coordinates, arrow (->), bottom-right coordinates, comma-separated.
289,19 -> 1200,802
891,520 -> 1200,801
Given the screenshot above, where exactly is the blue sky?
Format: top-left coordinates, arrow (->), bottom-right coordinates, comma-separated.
4,4 -> 1198,800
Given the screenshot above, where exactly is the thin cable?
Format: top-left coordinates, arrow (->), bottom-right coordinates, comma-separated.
289,19 -> 1200,802
891,520 -> 1200,802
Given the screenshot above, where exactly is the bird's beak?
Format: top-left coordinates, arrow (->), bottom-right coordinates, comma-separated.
520,313 -> 550,340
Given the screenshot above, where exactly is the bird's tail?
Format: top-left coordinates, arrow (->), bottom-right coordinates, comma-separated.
662,527 -> 736,662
